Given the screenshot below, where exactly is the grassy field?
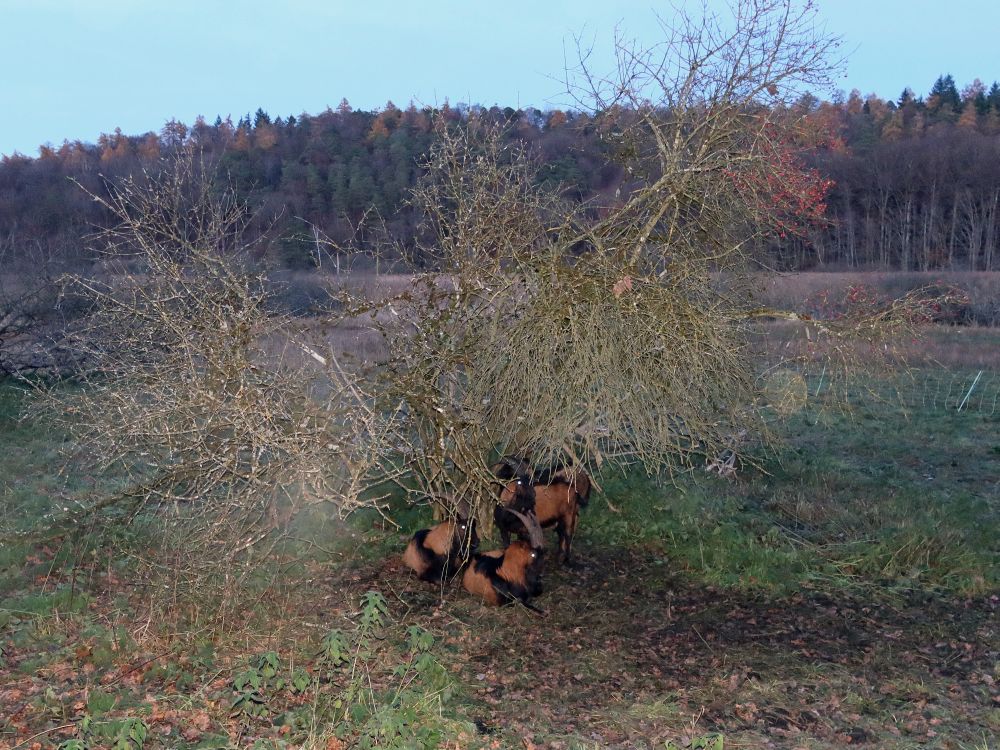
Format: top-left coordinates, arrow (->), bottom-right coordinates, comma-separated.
1,351 -> 998,749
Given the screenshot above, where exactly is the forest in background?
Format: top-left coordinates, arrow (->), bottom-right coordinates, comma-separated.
3,74 -> 1000,273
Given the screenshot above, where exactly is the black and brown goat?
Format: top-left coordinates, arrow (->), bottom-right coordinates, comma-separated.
402,502 -> 480,583
462,509 -> 546,610
495,462 -> 591,565
492,455 -> 534,486
491,456 -> 536,514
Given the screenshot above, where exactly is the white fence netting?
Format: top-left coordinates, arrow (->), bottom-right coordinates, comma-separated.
762,367 -> 999,416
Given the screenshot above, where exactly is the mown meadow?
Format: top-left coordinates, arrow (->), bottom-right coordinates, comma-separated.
1,335 -> 997,749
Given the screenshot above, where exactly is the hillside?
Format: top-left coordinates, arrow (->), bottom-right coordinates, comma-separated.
2,75 -> 1000,272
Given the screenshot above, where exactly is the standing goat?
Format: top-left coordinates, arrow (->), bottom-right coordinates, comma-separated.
462,509 -> 546,610
491,456 -> 536,514
402,500 -> 479,583
495,460 -> 591,565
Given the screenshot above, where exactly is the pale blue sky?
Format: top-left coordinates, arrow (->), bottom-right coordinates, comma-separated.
2,0 -> 999,157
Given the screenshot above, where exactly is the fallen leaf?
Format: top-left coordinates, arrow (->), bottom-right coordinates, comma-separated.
612,276 -> 633,298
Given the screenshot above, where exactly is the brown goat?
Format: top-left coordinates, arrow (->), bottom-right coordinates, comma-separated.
491,456 -> 536,509
463,509 -> 546,610
402,508 -> 479,583
532,466 -> 591,565
496,462 -> 591,565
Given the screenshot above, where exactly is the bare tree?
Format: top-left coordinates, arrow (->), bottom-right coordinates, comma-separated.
35,151 -> 404,618
0,237 -> 81,376
342,0 -> 950,527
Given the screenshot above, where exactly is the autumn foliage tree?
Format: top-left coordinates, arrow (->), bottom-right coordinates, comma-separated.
4,59 -> 1000,273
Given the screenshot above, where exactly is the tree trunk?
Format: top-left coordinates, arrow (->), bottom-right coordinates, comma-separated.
984,189 -> 998,271
948,191 -> 960,269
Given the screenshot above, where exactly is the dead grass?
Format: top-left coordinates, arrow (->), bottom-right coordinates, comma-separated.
760,271 -> 1000,326
906,326 -> 1000,369
275,270 -> 1000,382
756,319 -> 1000,371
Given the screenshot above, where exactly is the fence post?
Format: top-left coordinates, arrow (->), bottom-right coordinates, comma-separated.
957,370 -> 983,413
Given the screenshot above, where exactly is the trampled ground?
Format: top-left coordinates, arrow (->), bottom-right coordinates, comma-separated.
389,549 -> 997,748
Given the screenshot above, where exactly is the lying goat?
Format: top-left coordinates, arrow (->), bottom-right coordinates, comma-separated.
402,501 -> 479,583
462,508 -> 546,611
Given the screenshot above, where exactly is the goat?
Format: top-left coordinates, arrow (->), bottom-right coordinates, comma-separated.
495,461 -> 591,566
492,459 -> 535,510
402,501 -> 479,583
492,455 -> 534,485
462,509 -> 546,611
490,454 -> 536,531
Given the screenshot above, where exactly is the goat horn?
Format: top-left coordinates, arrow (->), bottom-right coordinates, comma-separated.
506,508 -> 545,550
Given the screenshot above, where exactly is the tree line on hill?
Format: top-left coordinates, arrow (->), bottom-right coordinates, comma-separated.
2,74 -> 1000,273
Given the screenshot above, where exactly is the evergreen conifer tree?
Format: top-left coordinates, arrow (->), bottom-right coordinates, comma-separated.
988,82 -> 1000,112
928,74 -> 961,117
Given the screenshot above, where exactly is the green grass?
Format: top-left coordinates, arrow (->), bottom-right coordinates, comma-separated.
0,381 -> 63,525
583,385 -> 998,598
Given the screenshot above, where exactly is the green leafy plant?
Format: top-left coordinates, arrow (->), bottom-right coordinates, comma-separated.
227,616 -> 457,740
58,716 -> 148,750
359,590 -> 390,633
231,650 -> 294,720
290,667 -> 311,694
320,628 -> 351,667
113,719 -> 148,750
316,592 -> 469,748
